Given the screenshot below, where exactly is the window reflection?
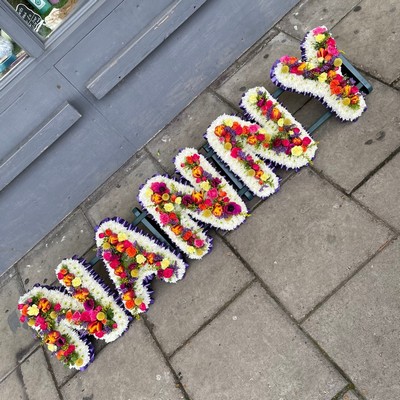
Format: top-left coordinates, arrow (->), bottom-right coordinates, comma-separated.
0,29 -> 28,80
8,0 -> 81,38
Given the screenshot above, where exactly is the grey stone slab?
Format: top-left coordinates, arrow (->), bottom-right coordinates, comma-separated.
215,32 -> 309,114
0,369 -> 26,399
84,153 -> 161,226
353,152 -> 400,231
146,235 -> 253,356
0,275 -> 36,381
20,348 -> 60,400
332,0 -> 400,83
45,350 -> 76,389
303,79 -> 400,193
17,210 -> 95,291
226,169 -> 393,320
61,320 -> 184,400
303,240 -> 400,400
277,0 -> 360,40
147,91 -> 235,174
171,283 -> 346,400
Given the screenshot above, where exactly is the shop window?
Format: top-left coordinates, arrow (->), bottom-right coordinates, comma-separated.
0,28 -> 28,80
7,0 -> 82,38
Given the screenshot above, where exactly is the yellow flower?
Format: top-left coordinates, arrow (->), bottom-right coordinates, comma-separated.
284,118 -> 292,126
161,259 -> 170,269
334,58 -> 343,67
291,146 -> 303,156
315,33 -> 325,43
47,343 -> 57,352
50,311 -> 57,319
318,72 -> 327,82
258,128 -> 267,134
248,93 -> 258,103
264,133 -> 272,143
187,246 -> 195,254
136,254 -> 146,264
224,142 -> 232,150
72,277 -> 81,288
224,118 -> 233,127
96,312 -> 106,321
164,203 -> 174,212
281,65 -> 289,73
75,358 -> 84,367
202,209 -> 212,218
145,187 -> 153,197
131,269 -> 139,278
261,173 -> 270,182
200,181 -> 211,191
27,304 -> 39,316
277,118 -> 284,127
117,232 -> 127,242
102,242 -> 111,250
175,197 -> 182,205
28,318 -> 35,327
161,193 -> 170,201
247,169 -> 256,177
134,298 -> 143,306
317,57 -> 324,63
342,98 -> 351,106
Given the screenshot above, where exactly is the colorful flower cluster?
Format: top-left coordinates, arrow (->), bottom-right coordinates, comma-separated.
206,115 -> 279,198
18,287 -> 92,370
96,218 -> 187,315
55,258 -> 129,342
271,26 -> 367,121
241,87 -> 317,168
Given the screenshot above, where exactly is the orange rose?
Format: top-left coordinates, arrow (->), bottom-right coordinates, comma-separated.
192,166 -> 204,178
114,266 -> 124,276
123,291 -> 135,301
213,204 -> 223,217
270,108 -> 281,121
214,125 -> 225,137
147,253 -> 155,264
63,273 -> 74,286
74,288 -> 89,302
218,190 -> 227,197
88,321 -> 102,334
126,246 -> 137,258
46,330 -> 60,344
331,86 -> 343,95
298,62 -> 307,71
171,225 -> 183,235
350,95 -> 359,105
109,234 -> 118,245
327,70 -> 336,79
105,229 -> 112,236
292,137 -> 302,146
192,191 -> 203,204
115,242 -> 125,253
38,298 -> 51,313
66,310 -> 73,321
56,350 -> 65,360
247,135 -> 257,145
125,300 -> 134,309
343,85 -> 351,97
151,193 -> 163,204
182,231 -> 192,241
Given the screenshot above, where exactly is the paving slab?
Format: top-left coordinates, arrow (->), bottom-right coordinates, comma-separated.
353,151 -> 400,231
147,91 -> 235,174
84,153 -> 161,226
16,210 -> 94,291
332,0 -> 400,83
0,274 -> 37,381
61,320 -> 184,400
171,283 -> 346,400
277,0 -> 360,40
226,169 -> 393,320
20,348 -> 60,400
303,240 -> 400,400
214,32 -> 308,114
0,368 -> 26,399
146,235 -> 253,356
296,78 -> 400,193
340,390 -> 360,400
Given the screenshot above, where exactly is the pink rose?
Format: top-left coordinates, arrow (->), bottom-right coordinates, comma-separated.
103,251 -> 112,261
139,303 -> 147,311
282,139 -> 290,147
312,26 -> 327,35
207,188 -> 219,199
163,268 -> 174,278
54,303 -> 61,312
351,86 -> 359,94
302,137 -> 312,146
249,124 -> 259,133
160,213 -> 170,225
194,239 -> 204,248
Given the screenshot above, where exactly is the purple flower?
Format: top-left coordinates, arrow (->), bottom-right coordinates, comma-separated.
150,182 -> 168,195
56,336 -> 66,347
182,195 -> 194,206
223,202 -> 242,216
84,299 -> 95,311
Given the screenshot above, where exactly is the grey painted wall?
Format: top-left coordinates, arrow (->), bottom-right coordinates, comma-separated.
0,0 -> 298,275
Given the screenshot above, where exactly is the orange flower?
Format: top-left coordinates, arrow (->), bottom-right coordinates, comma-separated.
247,135 -> 257,145
123,291 -> 135,301
330,79 -> 340,88
292,137 -> 302,146
109,234 -> 118,245
59,268 -> 68,276
182,231 -> 192,241
147,253 -> 155,264
214,125 -> 225,137
343,85 -> 351,97
66,310 -> 73,321
350,95 -> 359,105
151,193 -> 163,204
192,166 -> 204,178
298,62 -> 307,71
46,330 -> 60,344
38,298 -> 51,313
270,108 -> 281,121
114,266 -> 124,276
115,242 -> 125,253
63,273 -> 74,286
302,145 -> 308,153
218,190 -> 227,197
21,304 -> 29,316
331,85 -> 343,95
192,191 -> 203,204
125,300 -> 134,309
74,288 -> 89,302
105,229 -> 112,236
171,225 -> 183,235
212,204 -> 223,217
56,350 -> 65,360
126,246 -> 137,258
255,170 -> 264,179
88,321 -> 102,334
327,70 -> 336,79
324,54 -> 332,62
